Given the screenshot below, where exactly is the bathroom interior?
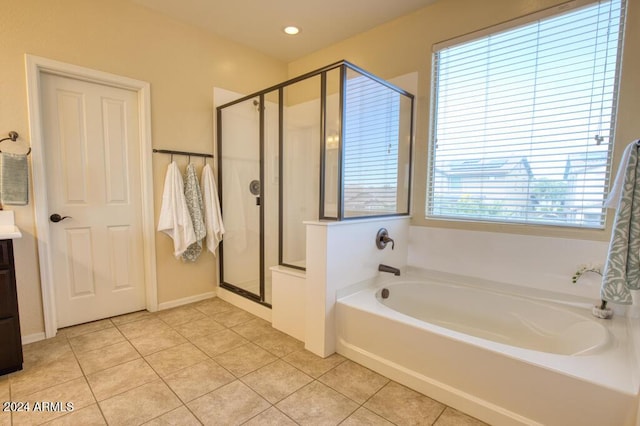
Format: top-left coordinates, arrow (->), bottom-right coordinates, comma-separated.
2,0 -> 640,425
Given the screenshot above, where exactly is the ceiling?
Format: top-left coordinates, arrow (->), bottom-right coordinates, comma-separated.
132,0 -> 438,62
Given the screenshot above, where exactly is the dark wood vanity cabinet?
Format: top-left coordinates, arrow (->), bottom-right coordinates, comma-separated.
0,239 -> 22,375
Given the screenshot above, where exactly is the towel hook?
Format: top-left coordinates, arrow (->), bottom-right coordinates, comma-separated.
0,131 -> 31,155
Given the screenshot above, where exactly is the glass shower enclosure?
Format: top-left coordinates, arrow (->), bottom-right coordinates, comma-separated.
216,60 -> 414,306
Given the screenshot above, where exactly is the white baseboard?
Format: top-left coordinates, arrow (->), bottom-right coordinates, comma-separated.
157,291 -> 216,311
22,332 -> 46,345
24,290 -> 268,343
21,292 -> 216,344
336,338 -> 539,426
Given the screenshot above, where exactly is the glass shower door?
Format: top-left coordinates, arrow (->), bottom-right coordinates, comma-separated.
219,97 -> 262,301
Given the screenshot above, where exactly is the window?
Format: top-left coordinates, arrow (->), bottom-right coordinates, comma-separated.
427,0 -> 626,228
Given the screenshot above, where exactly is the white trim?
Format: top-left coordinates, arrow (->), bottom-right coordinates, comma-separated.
433,0 -> 598,52
21,332 -> 46,345
157,292 -> 216,310
24,54 -> 158,338
336,338 -> 541,426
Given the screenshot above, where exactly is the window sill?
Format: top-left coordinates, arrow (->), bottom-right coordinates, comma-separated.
413,216 -> 611,242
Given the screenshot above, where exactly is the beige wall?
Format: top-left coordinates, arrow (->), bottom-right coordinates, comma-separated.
288,0 -> 640,241
1,0 -> 287,336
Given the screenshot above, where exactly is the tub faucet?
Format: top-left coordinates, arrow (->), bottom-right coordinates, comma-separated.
378,264 -> 400,276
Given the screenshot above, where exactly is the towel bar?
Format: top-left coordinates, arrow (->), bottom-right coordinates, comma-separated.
0,132 -> 31,155
152,148 -> 213,158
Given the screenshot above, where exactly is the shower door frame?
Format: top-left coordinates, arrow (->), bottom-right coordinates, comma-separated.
216,93 -> 268,306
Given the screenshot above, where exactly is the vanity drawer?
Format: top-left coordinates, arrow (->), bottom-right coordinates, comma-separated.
0,317 -> 22,375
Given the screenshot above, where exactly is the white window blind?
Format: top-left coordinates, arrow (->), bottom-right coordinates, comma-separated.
427,0 -> 626,228
343,72 -> 401,215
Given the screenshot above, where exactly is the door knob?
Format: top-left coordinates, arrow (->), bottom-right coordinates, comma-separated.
50,214 -> 71,223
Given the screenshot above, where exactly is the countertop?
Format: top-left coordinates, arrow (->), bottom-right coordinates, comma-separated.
0,211 -> 22,239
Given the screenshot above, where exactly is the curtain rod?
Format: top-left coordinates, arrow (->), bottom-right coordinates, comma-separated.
152,148 -> 213,158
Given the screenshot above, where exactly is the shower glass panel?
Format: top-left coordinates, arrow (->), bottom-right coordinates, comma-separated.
219,97 -> 262,301
282,76 -> 321,269
342,68 -> 412,218
322,68 -> 342,219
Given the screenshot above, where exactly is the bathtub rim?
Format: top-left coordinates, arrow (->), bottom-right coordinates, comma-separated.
338,266 -> 609,310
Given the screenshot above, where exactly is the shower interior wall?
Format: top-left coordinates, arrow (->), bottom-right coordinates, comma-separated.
282,99 -> 321,267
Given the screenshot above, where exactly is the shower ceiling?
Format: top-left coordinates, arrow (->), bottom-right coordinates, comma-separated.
131,0 -> 438,61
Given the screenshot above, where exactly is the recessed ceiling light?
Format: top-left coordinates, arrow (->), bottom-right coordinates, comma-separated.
283,26 -> 300,35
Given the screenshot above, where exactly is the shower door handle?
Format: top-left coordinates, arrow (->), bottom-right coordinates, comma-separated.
249,180 -> 261,195
250,179 -> 261,206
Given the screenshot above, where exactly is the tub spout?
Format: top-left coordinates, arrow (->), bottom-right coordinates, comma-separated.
378,264 -> 400,276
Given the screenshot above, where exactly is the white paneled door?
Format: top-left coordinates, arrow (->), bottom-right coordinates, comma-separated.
41,73 -> 146,328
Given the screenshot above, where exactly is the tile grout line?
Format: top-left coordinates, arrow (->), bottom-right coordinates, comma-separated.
288,355 -> 408,426
140,356 -> 204,425
319,375 -> 387,425
125,304 -> 272,425
122,305 -> 329,425
431,405 -> 448,426
233,341 -> 321,426
116,313 -> 208,425
65,331 -> 110,425
354,380 -> 399,425
26,306 -> 287,424
16,300 -> 479,426
13,307 -> 191,425
70,316 -> 160,424
9,358 -> 85,413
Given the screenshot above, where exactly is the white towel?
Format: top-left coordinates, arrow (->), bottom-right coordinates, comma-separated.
0,152 -> 29,205
157,161 -> 196,258
182,163 -> 206,262
201,164 -> 224,255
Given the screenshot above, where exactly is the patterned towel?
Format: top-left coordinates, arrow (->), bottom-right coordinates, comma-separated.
0,153 -> 29,205
601,140 -> 640,304
182,163 -> 206,262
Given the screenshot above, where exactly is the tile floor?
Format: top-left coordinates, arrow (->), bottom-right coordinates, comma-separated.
1,298 -> 488,425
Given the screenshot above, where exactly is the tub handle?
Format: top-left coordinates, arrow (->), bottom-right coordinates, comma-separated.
376,228 -> 395,250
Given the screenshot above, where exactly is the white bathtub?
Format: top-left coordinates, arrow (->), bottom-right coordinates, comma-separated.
336,270 -> 638,426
